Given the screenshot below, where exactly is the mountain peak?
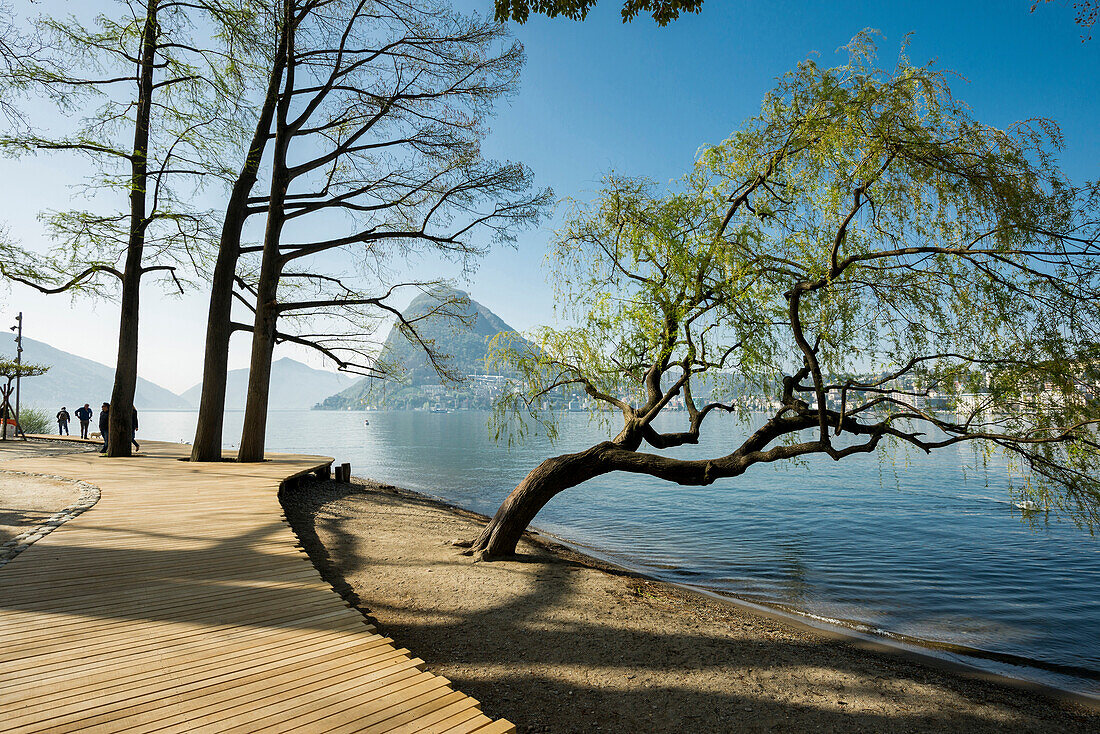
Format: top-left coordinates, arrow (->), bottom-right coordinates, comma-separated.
315,291 -> 522,410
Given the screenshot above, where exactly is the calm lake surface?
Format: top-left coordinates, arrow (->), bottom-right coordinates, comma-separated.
141,409 -> 1100,695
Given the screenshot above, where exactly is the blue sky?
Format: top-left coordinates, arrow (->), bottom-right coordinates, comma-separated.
1,0 -> 1097,393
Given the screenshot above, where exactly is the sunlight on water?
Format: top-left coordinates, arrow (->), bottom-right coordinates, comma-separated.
141,409 -> 1100,694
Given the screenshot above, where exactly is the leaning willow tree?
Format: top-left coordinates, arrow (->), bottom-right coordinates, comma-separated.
461,37 -> 1100,559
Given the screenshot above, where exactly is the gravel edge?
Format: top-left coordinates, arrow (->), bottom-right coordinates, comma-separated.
0,470 -> 101,569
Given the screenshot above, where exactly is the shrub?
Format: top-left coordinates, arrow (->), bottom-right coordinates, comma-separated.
17,407 -> 52,435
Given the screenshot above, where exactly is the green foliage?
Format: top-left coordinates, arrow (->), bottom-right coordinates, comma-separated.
495,0 -> 703,25
17,406 -> 50,435
493,32 -> 1100,526
0,359 -> 49,380
0,0 -> 256,296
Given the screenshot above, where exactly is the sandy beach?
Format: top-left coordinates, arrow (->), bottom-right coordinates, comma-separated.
279,476 -> 1100,733
0,439 -> 94,544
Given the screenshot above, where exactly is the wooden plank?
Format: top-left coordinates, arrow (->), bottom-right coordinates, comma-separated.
2,622 -> 382,705
0,577 -> 346,633
13,645 -> 421,733
0,439 -> 514,734
0,594 -> 352,663
119,656 -> 429,734
176,666 -> 439,734
465,719 -> 520,734
0,609 -> 363,688
380,698 -> 486,734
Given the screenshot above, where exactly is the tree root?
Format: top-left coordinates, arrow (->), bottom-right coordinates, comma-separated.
451,538 -> 516,562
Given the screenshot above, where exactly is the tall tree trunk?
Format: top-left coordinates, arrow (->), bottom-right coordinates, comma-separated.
191,26 -> 288,462
237,6 -> 294,463
235,169 -> 286,462
107,0 -> 157,458
189,242 -> 238,461
464,443 -> 614,559
236,268 -> 279,461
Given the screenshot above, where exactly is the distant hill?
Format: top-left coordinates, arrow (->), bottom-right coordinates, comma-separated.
4,336 -> 191,410
181,357 -> 357,411
316,288 -> 523,410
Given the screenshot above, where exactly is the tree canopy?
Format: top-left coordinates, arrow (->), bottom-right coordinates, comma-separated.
0,359 -> 49,382
494,0 -> 703,25
0,0 -> 255,456
471,35 -> 1100,558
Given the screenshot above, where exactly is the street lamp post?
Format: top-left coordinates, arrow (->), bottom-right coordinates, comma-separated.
12,313 -> 23,439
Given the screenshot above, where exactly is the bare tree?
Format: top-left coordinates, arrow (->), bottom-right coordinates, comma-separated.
191,1 -> 291,461
231,0 -> 549,462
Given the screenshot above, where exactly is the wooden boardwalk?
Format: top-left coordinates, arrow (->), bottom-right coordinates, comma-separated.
0,439 -> 514,734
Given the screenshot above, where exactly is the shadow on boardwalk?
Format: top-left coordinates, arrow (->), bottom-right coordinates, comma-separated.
0,521 -> 363,634
1,441 -> 513,734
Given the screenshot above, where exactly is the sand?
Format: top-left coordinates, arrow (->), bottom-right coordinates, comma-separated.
281,477 -> 1099,733
0,439 -> 92,543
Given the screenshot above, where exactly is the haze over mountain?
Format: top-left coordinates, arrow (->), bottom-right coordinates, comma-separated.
3,336 -> 191,410
316,288 -> 522,410
181,357 -> 357,411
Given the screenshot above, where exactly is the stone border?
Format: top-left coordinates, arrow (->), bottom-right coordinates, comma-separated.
0,470 -> 101,569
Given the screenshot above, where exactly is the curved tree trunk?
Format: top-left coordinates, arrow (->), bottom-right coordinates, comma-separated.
465,443 -> 614,559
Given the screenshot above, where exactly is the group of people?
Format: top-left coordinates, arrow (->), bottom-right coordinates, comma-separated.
56,403 -> 139,454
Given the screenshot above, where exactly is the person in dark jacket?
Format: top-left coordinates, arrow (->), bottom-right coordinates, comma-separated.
131,407 -> 140,451
74,404 -> 93,439
98,403 -> 109,454
56,407 -> 70,435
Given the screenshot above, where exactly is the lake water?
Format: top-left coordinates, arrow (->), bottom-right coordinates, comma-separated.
140,408 -> 1100,696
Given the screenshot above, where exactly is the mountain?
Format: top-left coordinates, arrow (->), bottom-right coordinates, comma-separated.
181,357 -> 357,411
315,288 -> 523,410
4,336 -> 191,410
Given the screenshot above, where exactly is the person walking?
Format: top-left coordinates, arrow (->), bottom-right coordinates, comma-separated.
75,404 -> 93,439
131,407 -> 140,451
98,402 -> 109,454
56,407 -> 70,436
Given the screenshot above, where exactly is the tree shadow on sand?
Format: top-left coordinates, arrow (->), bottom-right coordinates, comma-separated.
284,480 -> 1100,734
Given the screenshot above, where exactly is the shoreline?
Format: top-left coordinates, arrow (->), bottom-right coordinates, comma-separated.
282,475 -> 1100,732
535,527 -> 1100,704
373,484 -> 1100,707
328,476 -> 1100,704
